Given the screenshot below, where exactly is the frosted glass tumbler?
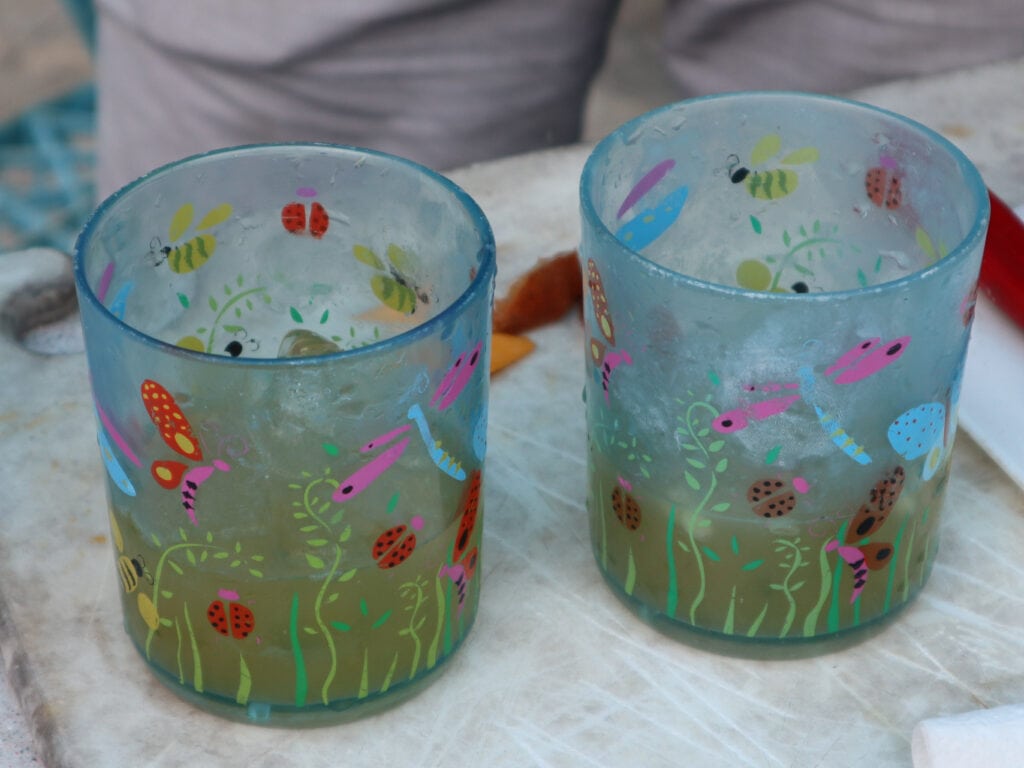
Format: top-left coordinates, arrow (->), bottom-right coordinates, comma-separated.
580,93 -> 989,641
73,144 -> 495,722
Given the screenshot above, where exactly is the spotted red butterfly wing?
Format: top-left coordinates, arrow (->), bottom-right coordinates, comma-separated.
308,201 -> 329,238
141,379 -> 203,461
452,469 -> 482,562
586,258 -> 615,345
849,466 -> 905,539
461,546 -> 478,578
860,541 -> 895,570
281,202 -> 306,234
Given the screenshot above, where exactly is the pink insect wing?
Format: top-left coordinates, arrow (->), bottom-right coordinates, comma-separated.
431,342 -> 482,411
333,437 -> 410,502
713,409 -> 751,434
825,338 -> 880,377
360,423 -> 412,453
831,336 -> 910,384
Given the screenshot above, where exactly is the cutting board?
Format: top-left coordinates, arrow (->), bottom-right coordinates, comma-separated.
2,146 -> 1024,768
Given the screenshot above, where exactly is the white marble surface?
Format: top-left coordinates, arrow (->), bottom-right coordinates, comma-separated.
2,57 -> 1024,767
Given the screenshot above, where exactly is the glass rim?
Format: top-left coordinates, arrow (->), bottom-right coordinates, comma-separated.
73,142 -> 496,366
579,90 -> 991,301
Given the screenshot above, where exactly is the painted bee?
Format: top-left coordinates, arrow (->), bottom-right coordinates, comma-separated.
150,202 -> 233,274
117,554 -> 153,594
727,133 -> 819,200
353,243 -> 430,315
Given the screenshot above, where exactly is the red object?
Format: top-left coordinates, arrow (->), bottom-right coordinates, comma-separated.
372,524 -> 417,568
980,190 -> 1024,330
207,600 -> 255,639
281,201 -> 329,238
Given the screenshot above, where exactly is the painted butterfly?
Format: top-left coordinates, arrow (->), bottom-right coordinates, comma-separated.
142,379 -> 230,525
827,466 -> 904,603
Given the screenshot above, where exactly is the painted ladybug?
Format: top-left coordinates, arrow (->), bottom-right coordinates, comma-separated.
747,478 -> 797,518
452,469 -> 482,562
281,201 -> 329,238
865,160 -> 902,209
207,598 -> 255,639
611,485 -> 642,530
373,517 -> 423,569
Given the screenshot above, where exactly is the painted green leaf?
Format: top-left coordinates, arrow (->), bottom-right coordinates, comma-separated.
749,215 -> 762,234
169,561 -> 184,575
230,560 -> 241,568
150,534 -> 163,548
299,525 -> 320,533
714,458 -> 729,473
178,528 -> 189,542
161,590 -> 174,599
248,569 -> 263,578
686,458 -> 706,469
303,626 -> 319,635
338,568 -> 357,582
160,617 -> 174,628
742,560 -> 765,571
319,309 -> 330,325
697,428 -> 710,438
251,555 -> 264,562
224,284 -> 233,296
293,512 -> 308,520
306,538 -> 329,547
186,550 -> 197,566
702,546 -> 721,562
769,583 -> 785,591
684,471 -> 701,491
290,307 -> 304,323
710,502 -> 731,513
730,536 -> 740,555
330,621 -> 351,632
782,230 -> 792,247
371,610 -> 392,629
338,526 -> 352,543
708,440 -> 725,453
327,592 -> 340,604
305,553 -> 325,569
791,580 -> 806,592
177,293 -> 190,308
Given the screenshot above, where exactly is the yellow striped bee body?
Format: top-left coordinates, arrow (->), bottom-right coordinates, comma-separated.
151,202 -> 232,274
354,243 -> 430,315
117,554 -> 152,594
728,133 -> 819,201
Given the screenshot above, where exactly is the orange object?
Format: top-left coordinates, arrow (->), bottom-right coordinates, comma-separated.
490,332 -> 535,374
492,250 -> 582,334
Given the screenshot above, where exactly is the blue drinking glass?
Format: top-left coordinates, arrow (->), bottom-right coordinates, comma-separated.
74,144 -> 495,722
580,93 -> 989,640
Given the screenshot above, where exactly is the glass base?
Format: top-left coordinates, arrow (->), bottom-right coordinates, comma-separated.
128,617 -> 475,727
592,551 -> 928,660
